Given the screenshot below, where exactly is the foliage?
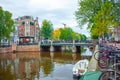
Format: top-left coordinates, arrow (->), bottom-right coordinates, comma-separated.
91,34 -> 99,39
72,32 -> 81,40
75,0 -> 101,28
40,19 -> 54,39
75,0 -> 120,38
52,29 -> 61,40
59,27 -> 74,40
112,0 -> 120,26
0,6 -> 15,42
80,34 -> 87,41
91,1 -> 115,38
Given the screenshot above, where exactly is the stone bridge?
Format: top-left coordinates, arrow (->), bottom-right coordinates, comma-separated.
40,41 -> 93,53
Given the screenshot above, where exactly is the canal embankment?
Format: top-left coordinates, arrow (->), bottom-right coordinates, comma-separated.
0,43 -> 40,53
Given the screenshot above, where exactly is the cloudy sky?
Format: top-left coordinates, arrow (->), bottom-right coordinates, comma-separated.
0,0 -> 90,36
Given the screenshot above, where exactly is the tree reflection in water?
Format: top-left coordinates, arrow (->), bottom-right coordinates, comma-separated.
41,57 -> 54,76
0,62 -> 16,80
0,48 -> 92,80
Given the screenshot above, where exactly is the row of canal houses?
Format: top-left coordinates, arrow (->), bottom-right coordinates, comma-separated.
1,16 -> 40,45
1,15 -> 120,46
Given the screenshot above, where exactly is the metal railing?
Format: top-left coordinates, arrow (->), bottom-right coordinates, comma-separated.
0,43 -> 11,48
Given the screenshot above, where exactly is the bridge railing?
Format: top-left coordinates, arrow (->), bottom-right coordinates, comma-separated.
40,40 -> 92,45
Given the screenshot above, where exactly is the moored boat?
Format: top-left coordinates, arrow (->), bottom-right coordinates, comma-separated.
73,59 -> 89,80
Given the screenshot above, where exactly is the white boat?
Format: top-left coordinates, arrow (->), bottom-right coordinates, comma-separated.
73,59 -> 89,79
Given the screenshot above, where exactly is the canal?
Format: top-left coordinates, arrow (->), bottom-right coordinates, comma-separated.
0,47 -> 92,80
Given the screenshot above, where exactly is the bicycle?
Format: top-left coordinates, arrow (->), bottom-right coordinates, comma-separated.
94,48 -> 110,68
94,45 -> 116,69
99,51 -> 120,80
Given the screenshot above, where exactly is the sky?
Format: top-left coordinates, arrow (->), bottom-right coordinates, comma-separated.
0,0 -> 90,37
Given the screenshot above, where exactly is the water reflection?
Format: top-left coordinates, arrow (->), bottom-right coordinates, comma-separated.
41,57 -> 54,76
0,47 -> 92,80
0,64 -> 16,80
0,52 -> 40,80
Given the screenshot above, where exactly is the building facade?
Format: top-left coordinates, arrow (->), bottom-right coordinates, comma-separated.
14,16 -> 40,44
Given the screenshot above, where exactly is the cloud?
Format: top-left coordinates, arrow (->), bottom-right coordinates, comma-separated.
0,0 -> 90,36
28,0 -> 67,10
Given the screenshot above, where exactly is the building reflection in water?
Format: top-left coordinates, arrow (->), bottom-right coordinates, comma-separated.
0,52 -> 41,80
0,49 -> 92,80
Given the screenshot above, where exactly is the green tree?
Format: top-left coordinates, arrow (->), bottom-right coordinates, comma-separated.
72,32 -> 81,41
112,0 -> 120,26
75,0 -> 102,28
0,6 -> 15,44
80,34 -> 87,41
59,27 -> 73,40
75,0 -> 120,38
91,1 -> 117,39
40,19 -> 54,39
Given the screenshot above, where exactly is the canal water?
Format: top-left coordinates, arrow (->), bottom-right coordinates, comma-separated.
0,47 -> 92,80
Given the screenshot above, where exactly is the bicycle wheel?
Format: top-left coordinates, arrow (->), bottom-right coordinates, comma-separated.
99,71 -> 120,80
111,63 -> 120,73
98,56 -> 108,69
94,51 -> 99,60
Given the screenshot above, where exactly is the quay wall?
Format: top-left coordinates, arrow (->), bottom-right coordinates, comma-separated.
0,44 -> 40,53
17,45 -> 40,52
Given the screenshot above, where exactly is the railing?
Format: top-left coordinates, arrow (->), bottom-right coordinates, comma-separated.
17,43 -> 38,46
0,43 -> 11,48
40,40 -> 92,44
40,40 -> 93,46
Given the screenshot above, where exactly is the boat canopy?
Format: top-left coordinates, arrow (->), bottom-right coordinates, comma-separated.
80,71 -> 102,80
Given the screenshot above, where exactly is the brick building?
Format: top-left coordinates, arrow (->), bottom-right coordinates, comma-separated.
14,16 -> 40,44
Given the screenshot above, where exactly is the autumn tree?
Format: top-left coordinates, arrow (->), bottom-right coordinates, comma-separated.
52,29 -> 61,40
40,19 -> 54,39
0,6 -> 15,45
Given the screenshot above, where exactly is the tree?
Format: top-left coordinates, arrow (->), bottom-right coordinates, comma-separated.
59,27 -> 73,40
75,0 -> 102,28
0,6 -> 15,44
52,29 -> 61,40
72,32 -> 81,41
80,34 -> 87,41
91,1 -> 117,39
75,0 -> 120,39
40,19 -> 54,39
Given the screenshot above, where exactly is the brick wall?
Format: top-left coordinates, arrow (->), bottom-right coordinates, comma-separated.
0,44 -> 40,53
17,45 -> 40,52
0,47 -> 12,53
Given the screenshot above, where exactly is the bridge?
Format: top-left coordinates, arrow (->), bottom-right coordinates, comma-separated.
40,42 -> 93,46
40,40 -> 93,53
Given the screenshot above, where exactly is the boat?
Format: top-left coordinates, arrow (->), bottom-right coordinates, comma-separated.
80,71 -> 102,80
73,59 -> 89,80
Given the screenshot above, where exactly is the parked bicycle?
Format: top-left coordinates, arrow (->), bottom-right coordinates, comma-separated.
94,45 -> 115,69
99,50 -> 120,80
